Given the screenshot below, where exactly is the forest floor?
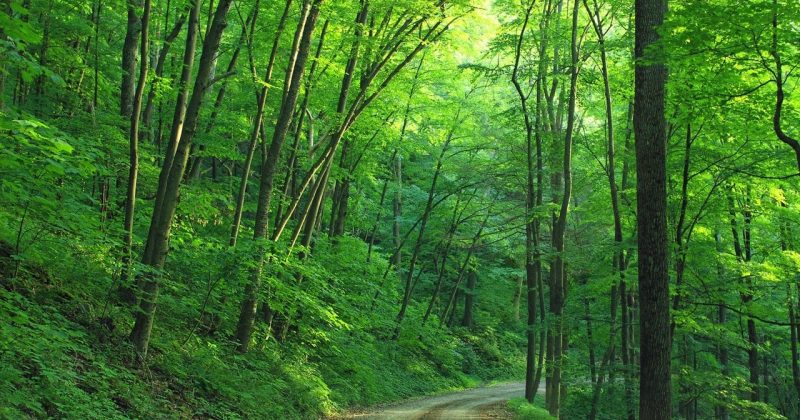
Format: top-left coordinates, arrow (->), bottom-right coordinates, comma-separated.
336,382 -> 529,419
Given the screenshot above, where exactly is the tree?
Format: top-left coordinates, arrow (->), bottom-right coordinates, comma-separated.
130,0 -> 235,356
634,0 -> 671,417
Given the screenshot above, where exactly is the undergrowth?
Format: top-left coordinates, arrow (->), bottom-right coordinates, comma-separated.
0,222 -> 525,418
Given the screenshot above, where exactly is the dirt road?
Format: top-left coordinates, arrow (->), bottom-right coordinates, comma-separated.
341,382 -> 529,419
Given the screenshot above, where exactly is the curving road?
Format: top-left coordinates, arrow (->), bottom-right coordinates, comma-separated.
340,382 -> 531,420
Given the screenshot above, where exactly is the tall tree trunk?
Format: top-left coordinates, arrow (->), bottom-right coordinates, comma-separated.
329,0 -> 370,238
769,0 -> 800,172
395,108 -> 460,334
228,0 -> 294,246
546,1 -> 579,416
130,0 -> 234,357
582,1 -> 630,415
511,0 -> 546,402
235,0 -> 322,352
121,0 -> 141,118
422,194 -> 463,325
714,231 -> 730,420
461,270 -> 477,328
743,198 -> 759,402
392,151 -> 403,267
673,123 -> 696,416
186,0 -> 261,180
274,19 -> 329,230
301,0 -> 372,249
145,0 -> 200,239
671,123 -> 696,336
142,11 -> 186,143
635,0 -> 671,417
269,10 -> 448,248
733,188 -> 759,402
121,0 -> 152,297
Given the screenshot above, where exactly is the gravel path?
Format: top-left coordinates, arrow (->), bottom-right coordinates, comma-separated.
339,382 -> 532,420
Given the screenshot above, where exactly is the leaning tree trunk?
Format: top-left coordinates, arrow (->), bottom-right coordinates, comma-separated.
144,0 -> 200,243
769,1 -> 800,172
228,0 -> 294,246
395,108 -> 460,335
186,0 -> 260,181
130,0 -> 235,357
235,0 -> 322,353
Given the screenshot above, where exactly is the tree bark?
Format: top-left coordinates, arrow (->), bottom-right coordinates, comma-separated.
146,0 -> 200,235
228,0 -> 294,246
546,1 -> 579,416
130,0 -> 234,357
235,0 -> 322,352
329,0 -> 370,238
121,0 -> 151,298
770,0 -> 800,172
635,0 -> 671,417
421,194 -> 463,325
142,11 -> 186,143
511,0 -> 547,402
186,0 -> 260,181
460,270 -> 477,328
395,108 -> 460,334
121,0 -> 142,118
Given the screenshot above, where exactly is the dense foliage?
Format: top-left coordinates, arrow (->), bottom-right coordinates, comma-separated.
1,0 -> 799,418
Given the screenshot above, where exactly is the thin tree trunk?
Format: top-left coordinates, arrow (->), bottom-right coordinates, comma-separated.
145,0 -> 200,241
274,17 -> 329,229
228,0 -> 293,246
235,0 -> 322,352
511,0 -> 541,403
743,190 -> 759,401
186,0 -> 260,180
395,108 -> 461,334
328,0 -> 370,238
270,13 -> 448,247
121,0 -> 151,297
546,1 -> 579,416
142,10 -> 186,142
769,0 -> 800,172
440,209 -> 490,326
582,2 -> 630,415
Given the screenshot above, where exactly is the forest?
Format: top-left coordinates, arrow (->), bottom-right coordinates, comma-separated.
1,0 -> 799,418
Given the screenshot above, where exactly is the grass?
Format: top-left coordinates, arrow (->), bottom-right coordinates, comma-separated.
507,396 -> 556,420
